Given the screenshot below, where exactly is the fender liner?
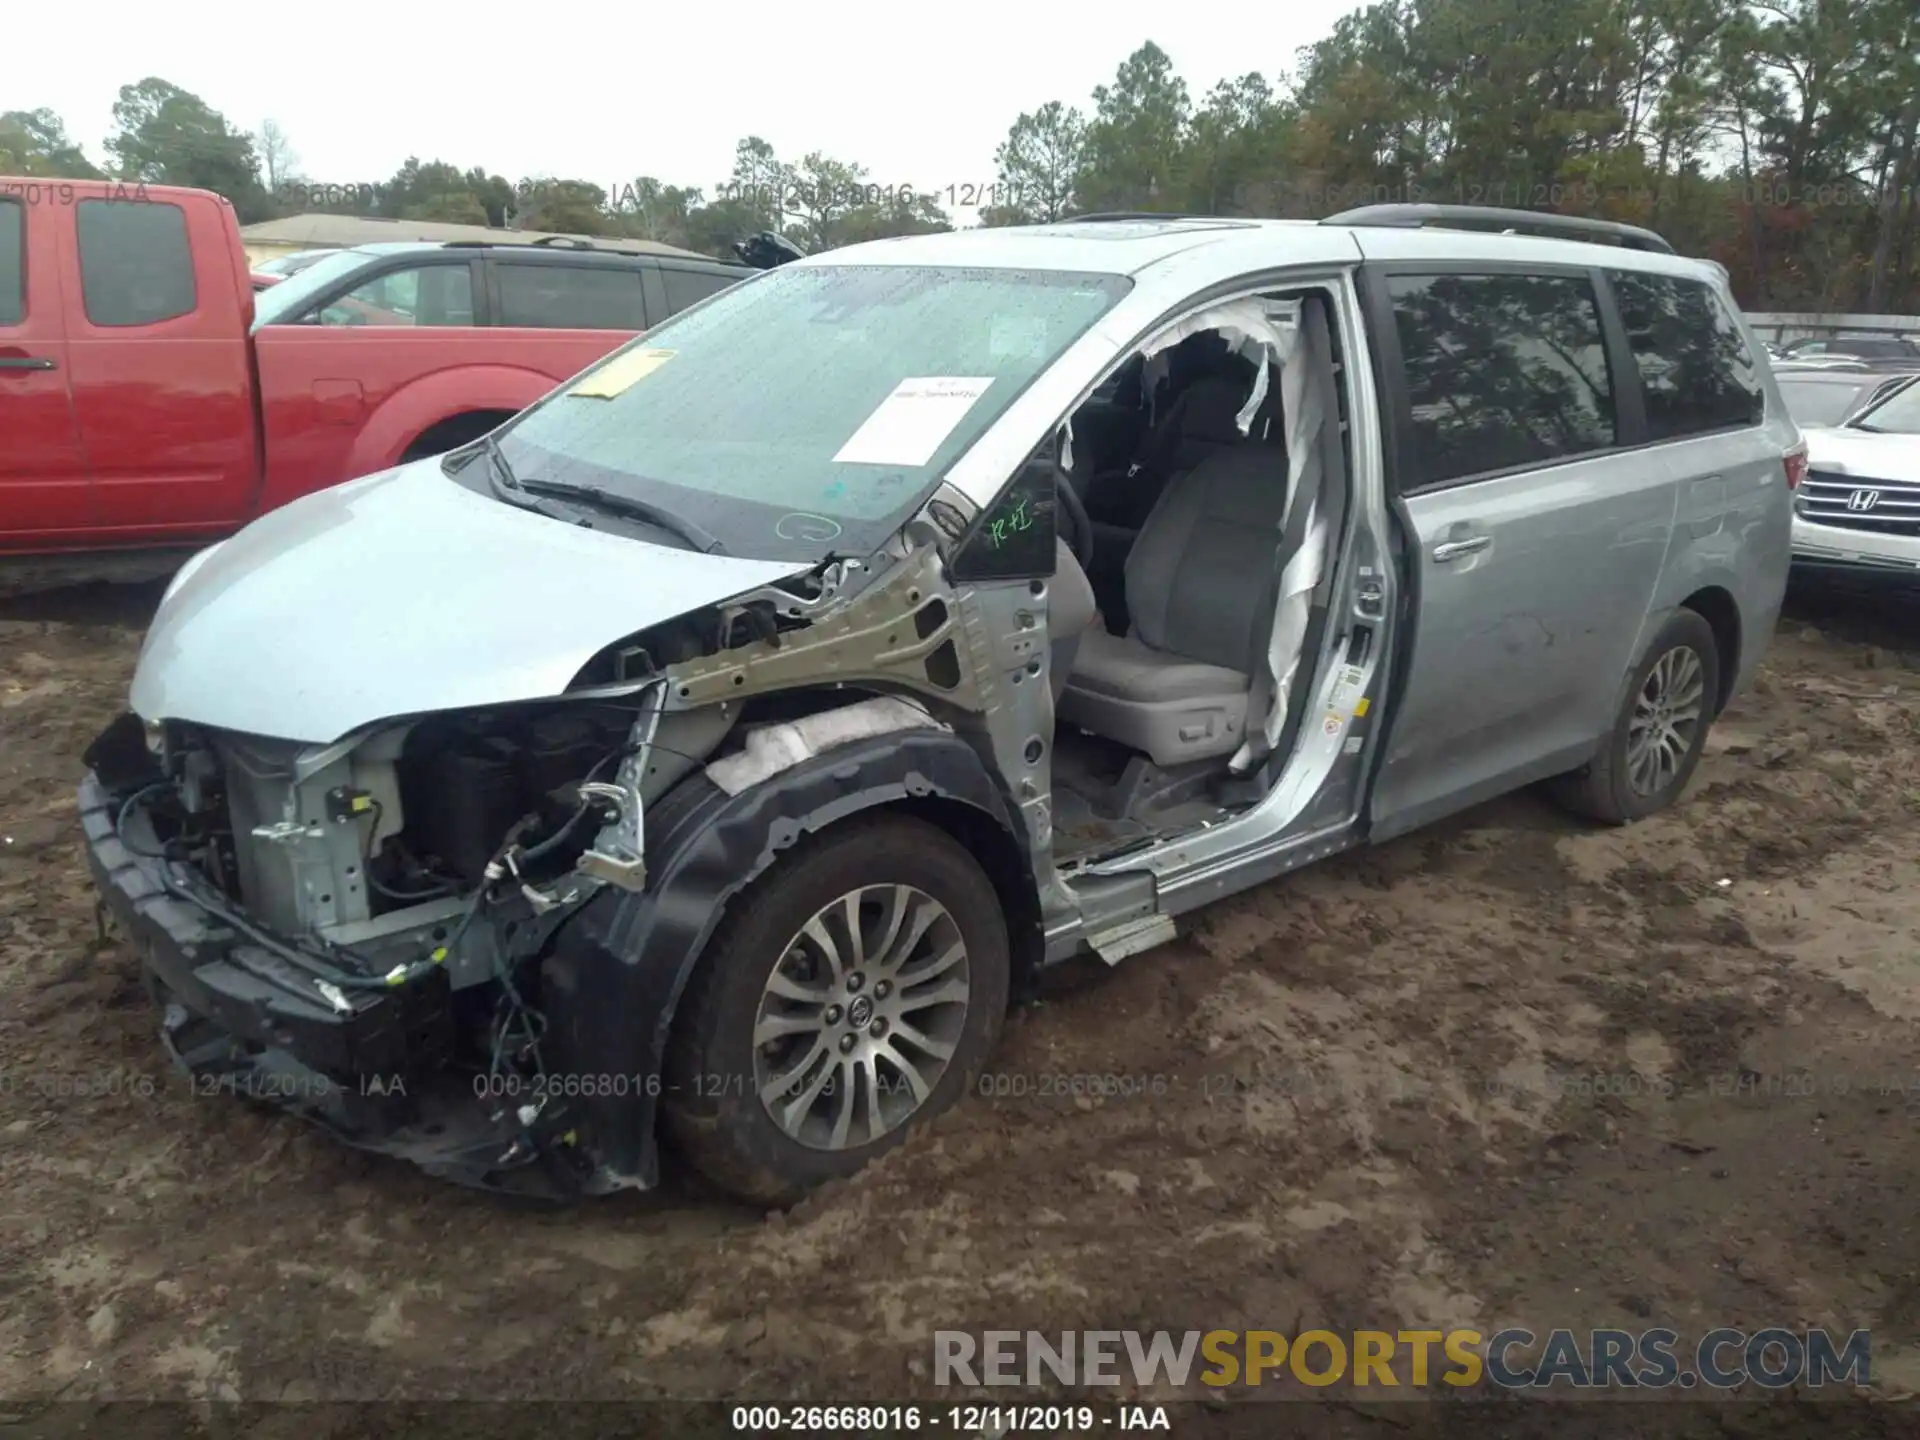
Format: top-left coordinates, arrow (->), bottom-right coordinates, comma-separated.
538,728 -> 1029,1188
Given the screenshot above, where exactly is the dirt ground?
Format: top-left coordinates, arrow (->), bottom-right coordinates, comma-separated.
6,577 -> 1920,1434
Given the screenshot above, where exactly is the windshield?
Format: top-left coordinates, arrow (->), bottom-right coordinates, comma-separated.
1850,376 -> 1920,434
251,249 -> 380,328
1776,379 -> 1863,428
485,263 -> 1132,563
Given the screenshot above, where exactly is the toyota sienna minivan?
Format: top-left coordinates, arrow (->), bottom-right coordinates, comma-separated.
81,206 -> 1800,1205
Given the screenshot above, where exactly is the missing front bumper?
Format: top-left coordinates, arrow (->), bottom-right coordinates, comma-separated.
78,769 -> 602,1200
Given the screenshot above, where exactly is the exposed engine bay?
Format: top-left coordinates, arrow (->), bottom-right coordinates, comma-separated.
82,522 -> 1046,1196
103,685 -> 730,1118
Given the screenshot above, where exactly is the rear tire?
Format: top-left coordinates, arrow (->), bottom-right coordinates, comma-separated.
399,411 -> 511,464
662,814 -> 1009,1207
1552,608 -> 1720,825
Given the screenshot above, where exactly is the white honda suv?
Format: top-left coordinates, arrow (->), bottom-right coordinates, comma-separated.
1792,374 -> 1920,580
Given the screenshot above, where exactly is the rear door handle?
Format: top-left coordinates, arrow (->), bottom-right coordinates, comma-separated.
1432,535 -> 1491,562
0,356 -> 56,371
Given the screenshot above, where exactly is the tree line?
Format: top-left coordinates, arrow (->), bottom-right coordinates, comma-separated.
2,0 -> 1914,313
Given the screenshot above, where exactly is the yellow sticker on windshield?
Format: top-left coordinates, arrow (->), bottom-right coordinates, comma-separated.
569,348 -> 675,399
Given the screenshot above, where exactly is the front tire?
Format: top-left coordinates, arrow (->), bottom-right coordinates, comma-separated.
662,814 -> 1010,1207
1552,608 -> 1721,825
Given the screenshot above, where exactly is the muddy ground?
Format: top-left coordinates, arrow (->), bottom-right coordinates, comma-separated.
6,578 -> 1920,1436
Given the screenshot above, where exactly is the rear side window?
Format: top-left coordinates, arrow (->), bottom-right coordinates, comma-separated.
1609,271 -> 1764,439
76,199 -> 195,327
1387,271 -> 1617,487
661,265 -> 739,316
318,263 -> 475,326
497,263 -> 647,330
0,199 -> 21,325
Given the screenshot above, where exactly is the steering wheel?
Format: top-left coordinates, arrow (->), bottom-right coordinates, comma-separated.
1055,461 -> 1094,570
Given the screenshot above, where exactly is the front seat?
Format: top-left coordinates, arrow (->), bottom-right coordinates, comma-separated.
1085,358 -> 1259,534
1056,442 -> 1297,767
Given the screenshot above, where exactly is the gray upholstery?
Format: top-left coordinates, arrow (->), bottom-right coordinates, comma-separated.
1048,537 -> 1099,703
1088,370 -> 1256,532
1125,444 -> 1289,672
1057,444 -> 1291,765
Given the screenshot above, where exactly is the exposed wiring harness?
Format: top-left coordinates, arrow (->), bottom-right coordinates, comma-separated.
111,719 -> 692,1076
116,782 -> 436,995
361,797 -> 457,902
115,782 -> 178,861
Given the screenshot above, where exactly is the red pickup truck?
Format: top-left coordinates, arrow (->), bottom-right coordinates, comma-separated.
0,179 -> 753,590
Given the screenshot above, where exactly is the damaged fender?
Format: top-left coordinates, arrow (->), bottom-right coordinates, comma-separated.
539,728 -> 1033,1189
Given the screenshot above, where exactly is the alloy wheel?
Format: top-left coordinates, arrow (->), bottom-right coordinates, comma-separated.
1625,644 -> 1706,797
752,885 -> 971,1151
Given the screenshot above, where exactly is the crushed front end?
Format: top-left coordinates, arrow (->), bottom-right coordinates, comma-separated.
79,694 -> 671,1200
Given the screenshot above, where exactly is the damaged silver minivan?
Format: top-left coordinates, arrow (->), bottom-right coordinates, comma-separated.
81,206 -> 1800,1205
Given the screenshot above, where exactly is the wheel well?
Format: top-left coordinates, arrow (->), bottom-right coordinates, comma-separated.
400,410 -> 516,463
885,796 -> 1045,997
1679,587 -> 1741,716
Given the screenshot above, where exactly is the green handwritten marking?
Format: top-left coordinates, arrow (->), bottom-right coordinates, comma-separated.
987,493 -> 1035,548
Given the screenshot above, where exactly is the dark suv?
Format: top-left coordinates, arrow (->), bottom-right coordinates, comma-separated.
250,237 -> 755,331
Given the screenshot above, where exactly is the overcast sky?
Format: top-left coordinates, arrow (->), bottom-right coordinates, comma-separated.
15,1 -> 1361,214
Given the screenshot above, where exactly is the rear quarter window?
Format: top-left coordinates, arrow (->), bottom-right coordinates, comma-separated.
76,199 -> 196,327
0,199 -> 21,325
1609,270 -> 1764,439
496,263 -> 648,330
661,265 -> 741,316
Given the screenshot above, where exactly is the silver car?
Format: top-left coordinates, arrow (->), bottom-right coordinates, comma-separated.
80,206 -> 1799,1205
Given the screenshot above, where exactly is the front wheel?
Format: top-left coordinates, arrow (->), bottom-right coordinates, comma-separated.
1552,608 -> 1721,825
662,815 -> 1010,1207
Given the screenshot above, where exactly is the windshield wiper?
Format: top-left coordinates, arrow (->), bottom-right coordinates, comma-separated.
456,435 -> 592,526
511,479 -> 728,555
455,432 -> 521,496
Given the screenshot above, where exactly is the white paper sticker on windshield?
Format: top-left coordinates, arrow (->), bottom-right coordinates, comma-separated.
832,377 -> 994,467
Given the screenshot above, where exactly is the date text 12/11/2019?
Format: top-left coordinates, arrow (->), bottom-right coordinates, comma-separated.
727,1403 -> 1171,1432
682,180 -> 1046,213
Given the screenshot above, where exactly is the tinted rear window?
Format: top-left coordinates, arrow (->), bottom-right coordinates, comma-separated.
1388,271 -> 1618,487
1609,271 -> 1764,439
0,199 -> 20,326
76,199 -> 196,327
497,263 -> 648,330
661,265 -> 740,316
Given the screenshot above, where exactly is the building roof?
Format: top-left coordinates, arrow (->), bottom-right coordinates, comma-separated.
240,212 -> 715,262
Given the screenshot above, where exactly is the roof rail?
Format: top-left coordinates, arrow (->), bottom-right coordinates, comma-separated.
440,237 -> 632,254
1321,203 -> 1676,255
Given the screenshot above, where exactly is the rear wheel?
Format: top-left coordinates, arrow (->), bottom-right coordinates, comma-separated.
399,411 -> 512,464
662,815 -> 1010,1207
1552,608 -> 1720,824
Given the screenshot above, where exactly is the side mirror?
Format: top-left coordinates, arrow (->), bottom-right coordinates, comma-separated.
733,231 -> 807,270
